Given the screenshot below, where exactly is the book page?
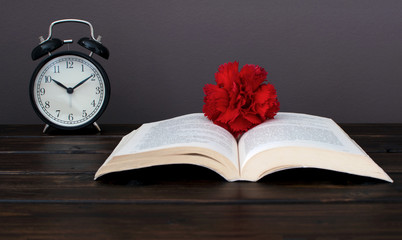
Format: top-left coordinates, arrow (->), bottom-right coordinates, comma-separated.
115,113 -> 239,169
101,129 -> 139,166
238,112 -> 365,169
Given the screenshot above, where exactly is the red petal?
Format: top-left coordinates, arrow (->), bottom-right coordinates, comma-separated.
229,116 -> 253,132
254,98 -> 280,119
239,64 -> 267,91
203,102 -> 220,121
215,62 -> 239,90
203,62 -> 280,137
242,112 -> 263,124
254,84 -> 277,104
255,103 -> 269,118
265,101 -> 280,118
217,107 -> 240,124
205,86 -> 229,111
203,84 -> 229,121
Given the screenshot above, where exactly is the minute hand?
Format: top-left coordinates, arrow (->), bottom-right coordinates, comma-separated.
72,74 -> 94,90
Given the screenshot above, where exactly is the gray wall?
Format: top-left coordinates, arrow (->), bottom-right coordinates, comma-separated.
1,0 -> 401,124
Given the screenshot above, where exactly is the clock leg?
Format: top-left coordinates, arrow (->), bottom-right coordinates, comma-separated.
93,122 -> 101,132
42,124 -> 50,133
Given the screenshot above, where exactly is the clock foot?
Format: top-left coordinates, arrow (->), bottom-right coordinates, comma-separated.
93,122 -> 101,132
42,124 -> 50,133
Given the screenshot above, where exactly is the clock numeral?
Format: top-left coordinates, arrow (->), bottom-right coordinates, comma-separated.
54,66 -> 60,73
66,61 -> 74,69
55,110 -> 61,117
39,88 -> 45,95
68,113 -> 74,121
81,64 -> 85,72
45,76 -> 52,83
82,110 -> 88,118
91,100 -> 96,107
44,101 -> 50,108
91,74 -> 96,81
95,87 -> 101,94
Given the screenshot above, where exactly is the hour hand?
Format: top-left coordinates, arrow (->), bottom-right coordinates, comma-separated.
51,78 -> 68,90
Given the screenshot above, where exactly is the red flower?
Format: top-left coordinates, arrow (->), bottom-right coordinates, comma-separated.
203,62 -> 279,137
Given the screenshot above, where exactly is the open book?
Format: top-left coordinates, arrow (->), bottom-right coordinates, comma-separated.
94,113 -> 393,182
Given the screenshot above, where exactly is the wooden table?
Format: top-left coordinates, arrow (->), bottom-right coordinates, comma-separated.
1,124 -> 401,239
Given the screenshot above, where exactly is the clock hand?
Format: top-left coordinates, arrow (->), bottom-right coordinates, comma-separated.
51,78 -> 74,94
51,77 -> 74,94
51,78 -> 68,90
72,74 -> 94,90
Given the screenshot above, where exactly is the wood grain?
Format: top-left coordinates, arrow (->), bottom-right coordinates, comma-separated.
1,203 -> 401,240
0,124 -> 401,239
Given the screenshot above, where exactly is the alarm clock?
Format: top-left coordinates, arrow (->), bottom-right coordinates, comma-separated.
30,19 -> 110,132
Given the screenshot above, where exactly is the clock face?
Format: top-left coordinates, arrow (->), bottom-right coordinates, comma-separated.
30,51 -> 110,129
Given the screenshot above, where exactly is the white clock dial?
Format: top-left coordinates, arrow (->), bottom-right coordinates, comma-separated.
31,53 -> 108,128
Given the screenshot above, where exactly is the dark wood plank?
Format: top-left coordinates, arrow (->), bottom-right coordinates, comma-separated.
0,151 -> 398,174
341,123 -> 402,136
352,135 -> 402,153
2,134 -> 400,154
2,124 -> 402,141
0,153 -> 108,174
1,134 -> 401,156
2,125 -> 402,154
3,123 -> 402,136
0,124 -> 139,137
0,136 -> 121,154
0,124 -> 400,240
370,153 -> 402,173
0,168 -> 398,204
1,202 -> 401,240
3,123 -> 402,137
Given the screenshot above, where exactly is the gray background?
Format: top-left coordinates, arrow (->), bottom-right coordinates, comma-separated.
1,0 -> 401,124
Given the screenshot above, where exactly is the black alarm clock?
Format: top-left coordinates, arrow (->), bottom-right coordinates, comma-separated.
30,19 -> 110,132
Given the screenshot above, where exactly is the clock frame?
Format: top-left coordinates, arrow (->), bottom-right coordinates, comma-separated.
30,19 -> 110,132
30,51 -> 110,131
